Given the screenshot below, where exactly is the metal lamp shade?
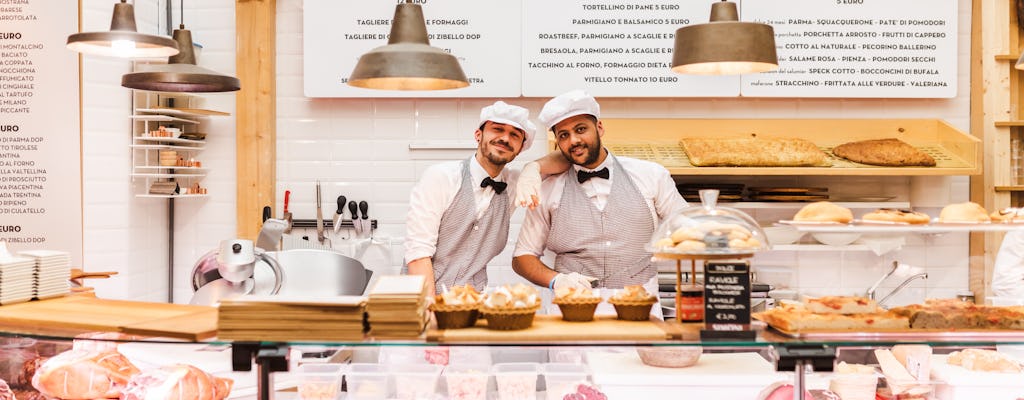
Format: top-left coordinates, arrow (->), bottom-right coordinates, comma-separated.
1016,51 -> 1024,70
121,27 -> 240,92
66,1 -> 179,58
348,2 -> 469,90
671,1 -> 778,75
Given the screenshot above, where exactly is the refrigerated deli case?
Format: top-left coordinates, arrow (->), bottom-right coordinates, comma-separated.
3,326 -> 1024,400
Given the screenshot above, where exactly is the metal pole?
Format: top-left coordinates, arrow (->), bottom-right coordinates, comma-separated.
165,0 -> 173,35
793,361 -> 807,400
168,198 -> 174,303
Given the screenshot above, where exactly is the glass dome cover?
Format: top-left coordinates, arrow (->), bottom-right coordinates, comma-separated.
647,189 -> 767,255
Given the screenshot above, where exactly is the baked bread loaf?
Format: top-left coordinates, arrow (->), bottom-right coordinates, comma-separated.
938,202 -> 989,223
793,202 -> 854,223
832,138 -> 936,167
990,207 -> 1024,222
862,208 -> 932,225
680,137 -> 830,167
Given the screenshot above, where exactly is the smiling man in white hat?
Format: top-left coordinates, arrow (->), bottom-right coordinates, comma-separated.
405,101 -> 567,296
512,90 -> 688,317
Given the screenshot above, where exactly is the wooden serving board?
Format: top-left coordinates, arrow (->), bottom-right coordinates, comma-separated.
427,314 -> 674,343
0,296 -> 217,341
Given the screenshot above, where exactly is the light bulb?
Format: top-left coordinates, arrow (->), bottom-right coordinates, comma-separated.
111,39 -> 137,57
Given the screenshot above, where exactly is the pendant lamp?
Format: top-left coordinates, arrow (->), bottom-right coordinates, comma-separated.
121,25 -> 240,92
1015,52 -> 1024,70
67,0 -> 179,58
671,0 -> 778,75
348,0 -> 469,90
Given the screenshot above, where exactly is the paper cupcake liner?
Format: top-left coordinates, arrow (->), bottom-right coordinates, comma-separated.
481,304 -> 540,330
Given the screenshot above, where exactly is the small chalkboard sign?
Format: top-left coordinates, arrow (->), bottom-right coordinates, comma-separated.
701,260 -> 756,341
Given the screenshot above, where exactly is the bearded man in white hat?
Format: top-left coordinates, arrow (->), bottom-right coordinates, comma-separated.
405,101 -> 567,296
512,90 -> 688,317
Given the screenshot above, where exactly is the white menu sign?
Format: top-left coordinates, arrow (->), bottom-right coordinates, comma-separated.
522,0 -> 739,97
741,0 -> 957,98
303,0 -> 521,98
0,2 -> 82,264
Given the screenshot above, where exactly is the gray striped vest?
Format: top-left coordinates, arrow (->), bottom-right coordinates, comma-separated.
431,157 -> 511,290
547,155 -> 656,289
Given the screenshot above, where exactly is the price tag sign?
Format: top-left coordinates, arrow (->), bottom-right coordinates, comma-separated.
701,261 -> 754,340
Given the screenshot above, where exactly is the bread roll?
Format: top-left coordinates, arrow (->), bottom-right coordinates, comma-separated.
862,208 -> 931,225
938,202 -> 989,222
990,207 -> 1024,222
793,201 -> 853,223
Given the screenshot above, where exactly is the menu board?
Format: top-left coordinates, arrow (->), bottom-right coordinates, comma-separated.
522,0 -> 738,97
0,2 -> 82,263
741,0 -> 958,98
703,261 -> 751,331
303,0 -> 960,98
303,0 -> 521,98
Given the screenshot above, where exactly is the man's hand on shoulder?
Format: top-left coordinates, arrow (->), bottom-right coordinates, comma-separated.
515,161 -> 542,209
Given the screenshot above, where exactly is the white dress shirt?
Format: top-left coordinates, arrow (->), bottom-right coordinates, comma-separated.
513,155 -> 687,257
993,230 -> 1024,298
404,157 -> 520,263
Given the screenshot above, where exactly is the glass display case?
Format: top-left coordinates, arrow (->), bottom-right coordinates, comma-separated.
3,325 -> 1024,400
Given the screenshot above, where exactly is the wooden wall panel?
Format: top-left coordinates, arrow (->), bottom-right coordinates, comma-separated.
236,0 -> 276,240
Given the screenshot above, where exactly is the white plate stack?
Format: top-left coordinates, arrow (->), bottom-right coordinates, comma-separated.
20,250 -> 71,300
0,255 -> 35,305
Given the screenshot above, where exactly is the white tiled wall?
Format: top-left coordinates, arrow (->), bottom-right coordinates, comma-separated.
80,0 -> 974,305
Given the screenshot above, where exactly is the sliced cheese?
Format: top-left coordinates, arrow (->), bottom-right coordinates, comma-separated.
892,344 -> 932,382
876,349 -> 931,396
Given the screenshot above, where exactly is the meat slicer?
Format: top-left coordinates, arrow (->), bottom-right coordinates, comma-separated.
189,239 -> 283,305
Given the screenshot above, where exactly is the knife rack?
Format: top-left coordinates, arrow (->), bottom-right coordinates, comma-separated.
291,219 -> 378,230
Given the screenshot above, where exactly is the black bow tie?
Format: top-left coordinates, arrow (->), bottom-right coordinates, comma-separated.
577,167 -> 609,183
480,177 -> 507,194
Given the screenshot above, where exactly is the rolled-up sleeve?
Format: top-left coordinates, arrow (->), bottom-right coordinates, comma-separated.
404,165 -> 457,263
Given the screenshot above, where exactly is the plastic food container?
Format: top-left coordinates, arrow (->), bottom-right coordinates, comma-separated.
647,190 -> 767,256
444,363 -> 490,400
492,362 -> 539,400
346,363 -> 388,400
541,363 -> 590,400
297,363 -> 344,400
391,363 -> 442,400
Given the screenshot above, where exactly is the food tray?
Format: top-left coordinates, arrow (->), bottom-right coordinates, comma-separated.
585,118 -> 979,176
766,325 -> 1024,341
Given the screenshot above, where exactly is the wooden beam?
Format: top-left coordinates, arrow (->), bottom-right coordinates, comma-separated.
235,0 -> 276,240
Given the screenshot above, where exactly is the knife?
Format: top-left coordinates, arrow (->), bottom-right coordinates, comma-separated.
283,190 -> 293,233
333,195 -> 347,233
315,181 -> 326,244
348,201 -> 361,235
359,200 -> 370,238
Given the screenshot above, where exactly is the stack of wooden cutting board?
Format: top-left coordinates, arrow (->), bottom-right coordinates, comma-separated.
217,295 -> 366,341
366,275 -> 429,339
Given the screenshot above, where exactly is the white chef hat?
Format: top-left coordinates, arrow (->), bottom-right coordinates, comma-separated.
538,90 -> 601,132
479,100 -> 536,150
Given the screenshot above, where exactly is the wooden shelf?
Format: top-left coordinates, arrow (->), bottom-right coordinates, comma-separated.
133,136 -> 205,146
129,115 -> 199,124
130,173 -> 206,178
995,121 -> 1024,127
727,201 -> 910,209
995,186 -> 1024,192
995,54 -> 1020,61
136,194 -> 209,199
136,107 -> 229,117
134,166 -> 208,173
130,144 -> 206,151
592,119 -> 981,176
